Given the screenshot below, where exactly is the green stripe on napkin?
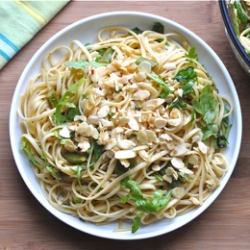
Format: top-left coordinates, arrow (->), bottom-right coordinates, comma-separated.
0,0 -> 69,70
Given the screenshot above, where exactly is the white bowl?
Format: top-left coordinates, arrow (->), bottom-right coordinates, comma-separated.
9,11 -> 242,240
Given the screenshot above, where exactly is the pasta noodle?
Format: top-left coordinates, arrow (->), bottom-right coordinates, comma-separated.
18,24 -> 232,233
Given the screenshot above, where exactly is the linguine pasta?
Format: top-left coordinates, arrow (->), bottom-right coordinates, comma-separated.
18,24 -> 232,233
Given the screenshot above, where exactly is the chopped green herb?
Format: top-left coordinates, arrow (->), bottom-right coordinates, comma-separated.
55,78 -> 85,125
20,137 -> 43,169
46,165 -> 58,179
202,123 -> 220,142
182,80 -> 195,96
82,93 -> 88,99
152,22 -> 164,34
132,212 -> 144,234
46,89 -> 59,109
114,87 -> 121,93
70,165 -> 85,189
93,140 -> 103,163
169,97 -> 186,110
174,67 -> 197,83
75,197 -> 82,204
185,47 -> 199,61
192,85 -> 218,124
131,27 -> 143,34
108,111 -> 113,119
147,73 -> 171,98
154,172 -> 163,181
121,178 -> 171,233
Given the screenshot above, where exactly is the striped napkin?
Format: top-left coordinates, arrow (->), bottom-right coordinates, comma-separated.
0,0 -> 69,70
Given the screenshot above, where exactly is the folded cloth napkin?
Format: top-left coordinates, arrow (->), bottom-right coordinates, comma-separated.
0,0 -> 69,70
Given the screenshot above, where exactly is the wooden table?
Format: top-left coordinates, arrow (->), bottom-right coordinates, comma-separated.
1,1 -> 250,249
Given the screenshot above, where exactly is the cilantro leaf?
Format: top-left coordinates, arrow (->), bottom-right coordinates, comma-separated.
201,123 -> 220,141
182,80 -> 195,96
55,78 -> 85,125
191,85 -> 218,124
202,122 -> 232,148
185,47 -> 199,61
121,178 -> 171,233
174,67 -> 197,83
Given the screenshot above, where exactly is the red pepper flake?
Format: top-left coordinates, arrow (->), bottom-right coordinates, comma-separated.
91,69 -> 95,75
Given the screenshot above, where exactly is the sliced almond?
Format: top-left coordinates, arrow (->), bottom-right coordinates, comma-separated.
117,139 -> 136,150
115,150 -> 136,160
133,89 -> 151,101
137,130 -> 148,144
97,105 -> 110,118
142,98 -> 165,110
138,150 -> 151,163
189,196 -> 200,206
154,117 -> 167,128
170,144 -> 187,156
198,141 -> 208,154
128,116 -> 139,131
172,187 -> 185,199
171,157 -> 185,169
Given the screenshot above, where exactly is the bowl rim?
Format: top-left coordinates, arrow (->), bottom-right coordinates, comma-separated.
9,10 -> 242,240
219,0 -> 250,68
